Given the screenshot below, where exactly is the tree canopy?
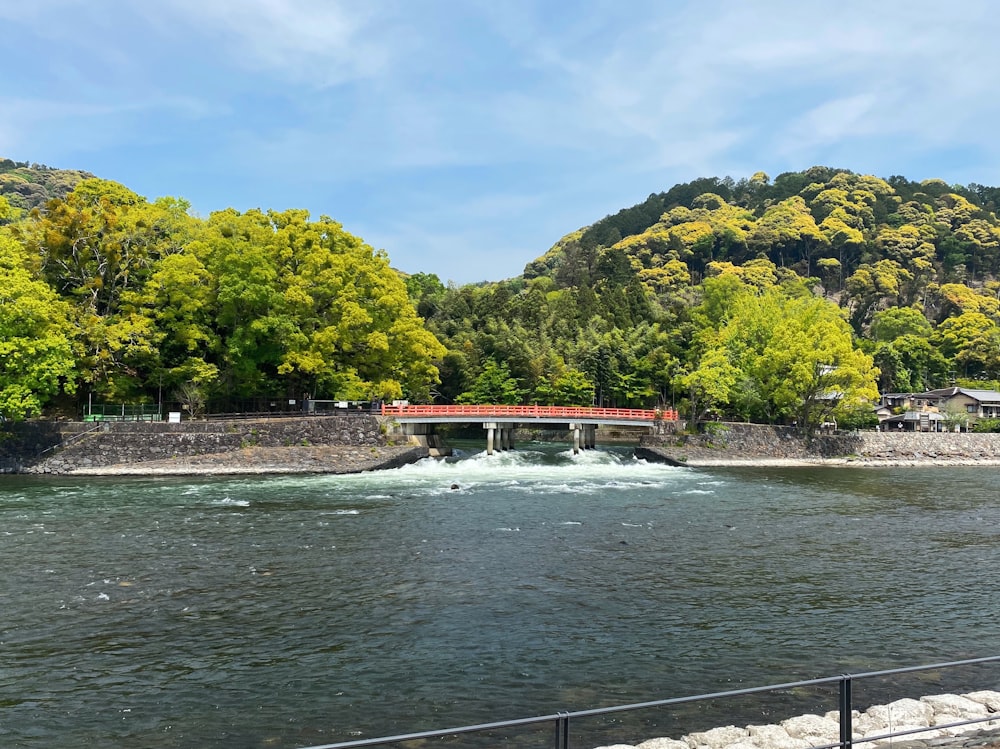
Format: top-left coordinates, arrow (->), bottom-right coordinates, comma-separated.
4,160 -> 1000,428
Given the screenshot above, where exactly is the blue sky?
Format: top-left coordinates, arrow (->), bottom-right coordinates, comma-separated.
3,1 -> 1000,285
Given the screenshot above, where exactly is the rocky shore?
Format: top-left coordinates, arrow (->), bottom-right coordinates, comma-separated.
598,691 -> 1000,749
58,444 -> 429,476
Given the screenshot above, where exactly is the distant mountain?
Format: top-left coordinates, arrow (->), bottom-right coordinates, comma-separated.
0,158 -> 94,212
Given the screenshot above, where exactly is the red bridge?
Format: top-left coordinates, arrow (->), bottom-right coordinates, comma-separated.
379,403 -> 678,454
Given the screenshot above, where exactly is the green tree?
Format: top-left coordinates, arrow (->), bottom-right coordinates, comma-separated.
685,286 -> 879,430
533,368 -> 595,406
0,235 -> 77,418
201,209 -> 446,401
457,359 -> 523,404
870,306 -> 933,342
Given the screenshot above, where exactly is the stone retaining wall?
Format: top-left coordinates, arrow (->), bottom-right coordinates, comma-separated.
639,423 -> 1000,464
4,416 -> 385,474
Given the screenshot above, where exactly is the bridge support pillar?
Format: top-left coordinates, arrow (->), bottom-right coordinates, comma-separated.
570,423 -> 581,455
484,422 -> 497,455
500,427 -> 512,451
585,424 -> 596,449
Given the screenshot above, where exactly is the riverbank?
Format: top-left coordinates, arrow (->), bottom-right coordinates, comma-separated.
1,415 -> 428,475
636,446 -> 1000,468
637,424 -> 1000,467
597,691 -> 1000,749
57,444 -> 429,476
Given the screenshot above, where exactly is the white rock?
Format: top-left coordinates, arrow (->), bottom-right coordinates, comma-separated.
921,693 -> 989,720
684,726 -> 746,748
637,738 -> 690,749
685,725 -> 750,749
855,697 -> 932,735
964,690 -> 1000,712
594,744 -> 636,749
929,713 -> 983,735
746,723 -> 811,749
780,714 -> 840,744
721,741 -> 760,749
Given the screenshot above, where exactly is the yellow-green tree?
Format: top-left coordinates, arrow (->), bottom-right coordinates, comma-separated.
21,181 -> 195,398
0,234 -> 76,418
201,208 -> 445,401
685,283 -> 878,429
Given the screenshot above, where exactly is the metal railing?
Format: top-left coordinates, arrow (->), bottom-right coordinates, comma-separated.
84,403 -> 162,421
380,404 -> 679,421
298,655 -> 1000,749
37,422 -> 102,456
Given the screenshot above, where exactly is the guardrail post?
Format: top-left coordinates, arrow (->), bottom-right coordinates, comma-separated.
554,712 -> 570,749
839,674 -> 853,749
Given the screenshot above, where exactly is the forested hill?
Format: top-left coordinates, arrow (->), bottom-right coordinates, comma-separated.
0,158 -> 93,212
4,159 -> 1000,433
524,166 -> 1000,292
409,166 -> 1000,430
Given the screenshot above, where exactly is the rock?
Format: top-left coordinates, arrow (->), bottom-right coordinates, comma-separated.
719,742 -> 760,749
964,690 -> 1000,712
856,698 -> 934,736
921,692 -> 997,736
781,714 -> 840,744
921,694 -> 990,721
685,725 -> 750,749
746,724 -> 811,749
637,739 -> 690,749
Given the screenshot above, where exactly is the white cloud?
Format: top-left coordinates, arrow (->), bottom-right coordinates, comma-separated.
779,94 -> 881,157
144,0 -> 394,86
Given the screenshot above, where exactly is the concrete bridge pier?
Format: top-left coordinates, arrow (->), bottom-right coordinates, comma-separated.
500,426 -> 514,451
570,423 -> 598,454
484,423 -> 517,455
484,422 -> 496,455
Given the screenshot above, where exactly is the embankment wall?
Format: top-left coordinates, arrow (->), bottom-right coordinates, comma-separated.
638,423 -> 1000,464
1,416 -> 385,473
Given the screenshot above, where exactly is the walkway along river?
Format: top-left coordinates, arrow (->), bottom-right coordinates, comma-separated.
1,444 -> 999,747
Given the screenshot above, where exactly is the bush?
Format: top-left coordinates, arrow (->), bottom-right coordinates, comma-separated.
972,418 -> 1000,433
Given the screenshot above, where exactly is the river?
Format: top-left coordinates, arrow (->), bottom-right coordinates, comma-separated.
2,444 -> 999,748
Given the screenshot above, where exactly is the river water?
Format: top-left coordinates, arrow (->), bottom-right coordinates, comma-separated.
2,444 -> 999,748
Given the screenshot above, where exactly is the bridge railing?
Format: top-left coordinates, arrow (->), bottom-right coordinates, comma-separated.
379,404 -> 678,421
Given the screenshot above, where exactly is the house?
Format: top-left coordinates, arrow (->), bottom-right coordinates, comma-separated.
878,392 -> 943,411
924,387 -> 1000,424
875,392 -> 946,431
876,387 -> 1000,431
878,410 -> 947,432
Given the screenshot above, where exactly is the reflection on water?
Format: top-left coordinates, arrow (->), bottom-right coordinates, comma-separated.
1,448 -> 999,748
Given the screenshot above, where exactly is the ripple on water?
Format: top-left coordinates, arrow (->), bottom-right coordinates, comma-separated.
2,452 -> 1000,748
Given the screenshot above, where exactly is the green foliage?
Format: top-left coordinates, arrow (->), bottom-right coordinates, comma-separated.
972,418 -> 1000,433
836,405 -> 879,430
533,368 -> 595,406
680,282 -> 879,430
456,360 -> 523,404
0,234 -> 76,419
0,158 -> 93,211
7,161 -> 1000,426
